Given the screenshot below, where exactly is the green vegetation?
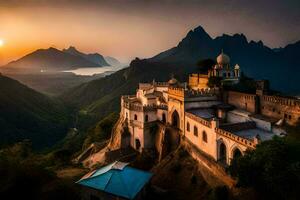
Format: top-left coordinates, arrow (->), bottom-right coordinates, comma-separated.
229,136 -> 300,200
0,141 -> 82,200
0,74 -> 72,149
197,58 -> 216,73
208,76 -> 222,88
223,73 -> 256,93
82,112 -> 119,149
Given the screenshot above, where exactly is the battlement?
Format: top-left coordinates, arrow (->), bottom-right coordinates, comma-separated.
215,128 -> 256,149
185,112 -> 212,128
228,91 -> 256,101
154,82 -> 169,87
262,95 -> 300,107
123,99 -> 167,112
169,87 -> 218,99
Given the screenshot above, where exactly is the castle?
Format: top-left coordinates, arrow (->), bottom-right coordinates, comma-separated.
119,51 -> 300,166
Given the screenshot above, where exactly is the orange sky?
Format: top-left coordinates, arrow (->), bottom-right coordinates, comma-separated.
0,0 -> 299,66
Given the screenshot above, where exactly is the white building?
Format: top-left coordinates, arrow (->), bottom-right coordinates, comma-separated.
119,53 -> 281,165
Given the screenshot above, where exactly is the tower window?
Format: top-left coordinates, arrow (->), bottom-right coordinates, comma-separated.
194,126 -> 198,137
134,114 -> 138,120
187,122 -> 190,132
145,115 -> 149,122
202,131 -> 207,143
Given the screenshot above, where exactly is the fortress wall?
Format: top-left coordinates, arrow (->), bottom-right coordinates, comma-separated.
227,91 -> 257,113
188,74 -> 209,90
184,114 -> 217,160
260,95 -> 300,125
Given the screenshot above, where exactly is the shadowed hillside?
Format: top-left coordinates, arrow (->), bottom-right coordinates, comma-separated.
0,74 -> 71,149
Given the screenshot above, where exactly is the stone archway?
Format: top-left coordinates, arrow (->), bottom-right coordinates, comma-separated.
232,148 -> 242,160
219,142 -> 227,165
171,110 -> 180,128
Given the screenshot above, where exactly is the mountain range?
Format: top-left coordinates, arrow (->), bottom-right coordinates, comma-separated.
63,46 -> 109,66
150,26 -> 300,93
2,47 -> 121,72
0,74 -> 71,149
62,25 -> 300,123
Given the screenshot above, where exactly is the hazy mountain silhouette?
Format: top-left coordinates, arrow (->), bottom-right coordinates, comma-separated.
0,74 -> 70,149
105,56 -> 122,66
2,47 -> 105,71
63,46 -> 110,66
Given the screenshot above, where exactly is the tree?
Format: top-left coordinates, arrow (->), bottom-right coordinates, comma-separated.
229,137 -> 300,200
197,59 -> 216,73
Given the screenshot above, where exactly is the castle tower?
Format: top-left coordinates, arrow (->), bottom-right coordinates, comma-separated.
234,64 -> 240,78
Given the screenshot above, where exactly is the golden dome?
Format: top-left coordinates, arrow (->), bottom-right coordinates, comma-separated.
217,51 -> 230,65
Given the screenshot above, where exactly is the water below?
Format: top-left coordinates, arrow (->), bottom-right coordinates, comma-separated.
63,65 -> 126,76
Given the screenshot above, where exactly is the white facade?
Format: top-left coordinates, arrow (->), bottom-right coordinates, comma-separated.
120,65 -> 277,165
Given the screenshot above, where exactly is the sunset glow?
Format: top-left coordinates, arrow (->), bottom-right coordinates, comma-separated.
0,40 -> 4,47
0,0 -> 299,66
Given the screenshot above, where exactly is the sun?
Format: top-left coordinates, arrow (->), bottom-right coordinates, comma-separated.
0,39 -> 4,47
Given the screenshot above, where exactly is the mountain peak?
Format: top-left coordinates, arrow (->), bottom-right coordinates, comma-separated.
188,25 -> 212,40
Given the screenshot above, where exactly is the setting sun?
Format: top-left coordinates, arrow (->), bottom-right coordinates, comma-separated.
0,39 -> 4,47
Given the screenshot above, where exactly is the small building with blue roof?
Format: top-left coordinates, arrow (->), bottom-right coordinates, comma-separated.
77,161 -> 153,200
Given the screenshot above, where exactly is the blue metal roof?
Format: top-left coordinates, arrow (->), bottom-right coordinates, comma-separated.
77,161 -> 152,199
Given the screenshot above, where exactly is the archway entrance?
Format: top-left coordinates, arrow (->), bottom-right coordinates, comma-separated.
232,148 -> 242,160
171,110 -> 180,128
219,142 -> 227,164
135,139 -> 141,151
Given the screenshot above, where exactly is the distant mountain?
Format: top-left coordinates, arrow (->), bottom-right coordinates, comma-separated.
150,26 -> 300,93
105,56 -> 122,66
0,74 -> 70,149
2,47 -> 101,71
63,46 -> 110,66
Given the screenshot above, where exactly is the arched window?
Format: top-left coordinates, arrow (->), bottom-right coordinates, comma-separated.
162,113 -> 166,123
194,126 -> 198,137
187,122 -> 190,132
145,115 -> 149,122
202,131 -> 207,143
134,114 -> 137,120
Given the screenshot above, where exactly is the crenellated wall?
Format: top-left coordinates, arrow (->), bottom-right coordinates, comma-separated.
226,91 -> 257,113
260,95 -> 300,125
225,91 -> 300,125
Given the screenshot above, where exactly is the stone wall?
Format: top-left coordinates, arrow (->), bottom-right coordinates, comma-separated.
188,74 -> 209,90
226,91 -> 257,113
260,95 -> 300,125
